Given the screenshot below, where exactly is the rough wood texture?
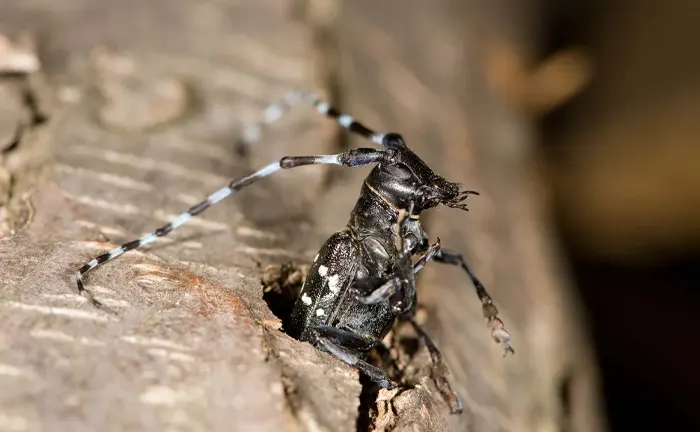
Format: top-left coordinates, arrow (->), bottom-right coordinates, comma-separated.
0,1 -> 359,431
0,0 -> 605,431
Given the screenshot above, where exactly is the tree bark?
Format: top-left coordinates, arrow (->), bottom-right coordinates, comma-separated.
0,0 -> 605,431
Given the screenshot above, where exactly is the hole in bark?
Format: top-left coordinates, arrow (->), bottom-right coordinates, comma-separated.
260,262 -> 307,332
356,373 -> 380,432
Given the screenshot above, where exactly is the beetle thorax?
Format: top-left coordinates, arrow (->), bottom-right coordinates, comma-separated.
362,147 -> 462,215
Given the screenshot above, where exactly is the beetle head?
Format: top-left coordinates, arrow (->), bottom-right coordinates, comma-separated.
369,133 -> 478,213
414,176 -> 479,211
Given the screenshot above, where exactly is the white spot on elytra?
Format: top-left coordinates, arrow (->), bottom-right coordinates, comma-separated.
328,274 -> 341,293
316,308 -> 325,317
313,253 -> 319,263
318,265 -> 328,276
301,293 -> 312,305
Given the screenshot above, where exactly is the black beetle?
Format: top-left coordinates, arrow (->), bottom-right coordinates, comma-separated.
75,91 -> 513,413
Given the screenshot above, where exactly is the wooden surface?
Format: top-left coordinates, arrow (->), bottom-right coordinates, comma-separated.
0,1 -> 362,431
0,0 -> 605,431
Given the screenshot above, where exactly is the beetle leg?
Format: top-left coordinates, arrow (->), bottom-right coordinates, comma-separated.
352,277 -> 401,305
406,317 -> 463,414
412,238 -> 441,274
352,263 -> 416,315
314,329 -> 397,389
314,325 -> 380,351
417,246 -> 514,356
316,326 -> 401,382
353,210 -> 421,313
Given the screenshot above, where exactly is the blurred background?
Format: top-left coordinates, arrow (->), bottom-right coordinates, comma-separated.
537,0 -> 700,430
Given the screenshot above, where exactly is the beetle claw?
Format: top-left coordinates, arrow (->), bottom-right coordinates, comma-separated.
488,317 -> 514,356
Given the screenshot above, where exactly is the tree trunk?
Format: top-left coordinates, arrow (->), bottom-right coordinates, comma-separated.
0,0 -> 604,430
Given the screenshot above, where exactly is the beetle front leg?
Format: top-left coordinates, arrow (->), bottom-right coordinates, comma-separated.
353,239 -> 441,311
353,277 -> 403,307
412,238 -> 441,273
352,209 -> 421,314
417,247 -> 514,356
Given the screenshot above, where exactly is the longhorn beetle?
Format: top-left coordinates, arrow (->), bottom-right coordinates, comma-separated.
74,90 -> 513,413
